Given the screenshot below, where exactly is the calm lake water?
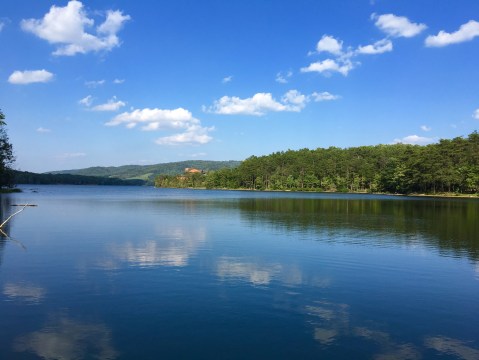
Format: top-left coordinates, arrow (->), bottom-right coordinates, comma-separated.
0,185 -> 478,359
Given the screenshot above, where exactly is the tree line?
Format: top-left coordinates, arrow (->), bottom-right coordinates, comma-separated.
155,131 -> 479,195
13,171 -> 145,186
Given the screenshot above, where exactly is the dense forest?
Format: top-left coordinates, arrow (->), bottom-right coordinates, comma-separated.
13,171 -> 145,186
155,131 -> 479,195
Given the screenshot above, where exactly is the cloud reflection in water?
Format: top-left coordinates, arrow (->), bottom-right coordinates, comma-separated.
14,316 -> 118,360
216,257 -> 282,285
3,282 -> 46,303
306,301 -> 349,346
425,336 -> 479,360
109,227 -> 206,268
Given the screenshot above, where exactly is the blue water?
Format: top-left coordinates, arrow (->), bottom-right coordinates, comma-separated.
0,185 -> 478,359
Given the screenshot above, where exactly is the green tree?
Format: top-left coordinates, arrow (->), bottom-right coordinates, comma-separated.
0,110 -> 15,188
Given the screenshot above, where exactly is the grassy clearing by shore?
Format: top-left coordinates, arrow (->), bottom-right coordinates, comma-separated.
0,188 -> 22,193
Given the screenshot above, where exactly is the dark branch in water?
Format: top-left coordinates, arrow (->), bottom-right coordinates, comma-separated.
0,228 -> 26,250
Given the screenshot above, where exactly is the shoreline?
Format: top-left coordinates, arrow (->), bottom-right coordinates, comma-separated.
155,186 -> 479,199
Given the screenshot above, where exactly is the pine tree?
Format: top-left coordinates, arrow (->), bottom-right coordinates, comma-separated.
0,110 -> 15,188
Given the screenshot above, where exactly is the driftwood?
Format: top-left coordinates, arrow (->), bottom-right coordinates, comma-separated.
0,204 -> 29,229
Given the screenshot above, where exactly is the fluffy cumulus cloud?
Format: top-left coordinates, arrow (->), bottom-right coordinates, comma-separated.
302,19 -> 404,77
393,135 -> 434,145
8,69 -> 53,84
425,20 -> 479,47
206,90 -> 310,116
301,58 -> 354,76
357,38 -> 393,55
316,35 -> 343,55
281,90 -> 309,111
20,0 -> 130,56
106,107 -> 213,145
474,109 -> 479,120
301,34 -> 358,76
79,96 -> 125,111
421,125 -> 432,132
155,125 -> 213,145
92,97 -> 126,112
372,13 -> 427,38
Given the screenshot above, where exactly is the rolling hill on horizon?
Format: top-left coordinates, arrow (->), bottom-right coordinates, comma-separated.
47,160 -> 241,185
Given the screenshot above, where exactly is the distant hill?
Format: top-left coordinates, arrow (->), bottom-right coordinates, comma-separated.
13,170 -> 146,186
47,160 -> 241,185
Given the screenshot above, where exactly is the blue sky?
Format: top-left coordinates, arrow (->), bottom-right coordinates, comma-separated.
1,0 -> 479,172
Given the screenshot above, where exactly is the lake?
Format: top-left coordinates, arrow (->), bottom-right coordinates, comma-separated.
0,185 -> 478,359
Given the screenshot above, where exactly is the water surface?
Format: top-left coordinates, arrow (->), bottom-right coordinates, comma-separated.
0,185 -> 478,359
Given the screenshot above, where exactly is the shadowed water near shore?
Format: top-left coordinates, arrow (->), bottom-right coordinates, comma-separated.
235,196 -> 479,260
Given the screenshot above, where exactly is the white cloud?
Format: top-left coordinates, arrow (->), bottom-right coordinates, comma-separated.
0,21 -> 5,32
300,58 -> 354,76
37,127 -> 52,133
78,95 -> 93,107
107,107 -> 196,129
8,69 -> 53,84
85,79 -> 105,87
372,13 -> 427,38
113,78 -> 125,84
20,0 -> 130,56
92,97 -> 126,112
312,91 -> 341,102
282,90 -> 309,111
316,35 -> 343,55
275,70 -> 293,84
425,20 -> 479,47
421,125 -> 432,132
155,125 -> 214,145
473,109 -> 479,120
393,135 -> 434,145
357,38 -> 393,54
207,90 -> 309,116
222,75 -> 233,84
106,107 -> 212,145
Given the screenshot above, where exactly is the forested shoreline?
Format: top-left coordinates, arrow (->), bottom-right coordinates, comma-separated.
13,170 -> 145,186
155,131 -> 479,195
